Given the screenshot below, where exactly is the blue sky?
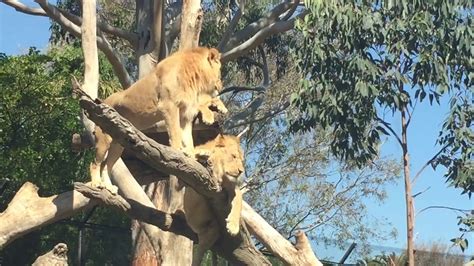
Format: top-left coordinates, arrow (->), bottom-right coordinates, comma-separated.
1,0 -> 472,259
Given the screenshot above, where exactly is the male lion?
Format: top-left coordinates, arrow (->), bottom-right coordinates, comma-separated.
90,47 -> 223,193
184,133 -> 245,266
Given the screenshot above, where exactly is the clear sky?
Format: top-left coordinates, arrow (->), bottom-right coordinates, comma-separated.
1,0 -> 472,259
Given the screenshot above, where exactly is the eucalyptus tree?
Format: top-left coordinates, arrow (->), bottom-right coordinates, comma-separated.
292,1 -> 473,265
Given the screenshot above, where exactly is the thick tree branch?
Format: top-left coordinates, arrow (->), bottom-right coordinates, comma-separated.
0,182 -> 94,248
74,182 -> 197,241
2,0 -> 45,16
2,0 -> 138,47
242,202 -> 322,265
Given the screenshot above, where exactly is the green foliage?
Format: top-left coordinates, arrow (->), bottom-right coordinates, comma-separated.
292,1 -> 473,188
451,213 -> 474,252
0,48 -> 88,193
0,48 -> 129,264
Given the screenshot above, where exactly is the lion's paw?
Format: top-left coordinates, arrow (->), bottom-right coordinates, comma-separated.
210,100 -> 228,114
201,111 -> 215,125
226,218 -> 240,236
215,104 -> 228,114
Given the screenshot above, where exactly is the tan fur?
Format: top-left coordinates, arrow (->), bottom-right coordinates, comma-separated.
183,134 -> 244,266
90,47 -> 223,193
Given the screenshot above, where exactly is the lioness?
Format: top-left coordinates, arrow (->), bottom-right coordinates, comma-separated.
184,133 -> 245,266
90,47 -> 223,193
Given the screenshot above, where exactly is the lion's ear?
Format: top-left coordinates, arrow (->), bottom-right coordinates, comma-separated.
215,134 -> 227,147
208,48 -> 221,64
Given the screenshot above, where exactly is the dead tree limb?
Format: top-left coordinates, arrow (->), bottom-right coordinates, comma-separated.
73,182 -> 197,241
0,182 -> 93,248
242,202 -> 323,266
2,0 -> 137,46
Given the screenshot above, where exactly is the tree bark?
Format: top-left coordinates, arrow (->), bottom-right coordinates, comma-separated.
79,0 -> 99,145
0,182 -> 93,248
401,107 -> 415,266
134,1 -> 204,264
179,0 -> 203,50
242,202 -> 323,266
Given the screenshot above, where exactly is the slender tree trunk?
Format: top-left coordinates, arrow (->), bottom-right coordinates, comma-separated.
401,107 -> 415,266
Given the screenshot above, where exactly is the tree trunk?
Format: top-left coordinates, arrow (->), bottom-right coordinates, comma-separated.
179,0 -> 203,50
131,0 -> 199,264
401,107 -> 415,266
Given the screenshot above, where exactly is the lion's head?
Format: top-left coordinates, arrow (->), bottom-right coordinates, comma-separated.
186,47 -> 223,95
195,134 -> 244,185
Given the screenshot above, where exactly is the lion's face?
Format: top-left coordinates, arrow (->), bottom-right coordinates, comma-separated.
196,134 -> 244,184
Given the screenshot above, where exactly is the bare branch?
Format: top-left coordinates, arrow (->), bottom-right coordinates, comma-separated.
97,32 -> 132,88
81,0 -> 99,99
59,10 -> 138,48
179,0 -> 203,50
217,6 -> 243,51
376,117 -> 403,148
224,94 -> 265,129
222,11 -> 307,62
411,143 -> 450,185
280,0 -> 300,21
219,85 -> 266,95
226,99 -> 289,129
0,182 -> 94,248
2,0 -> 138,47
78,0 -> 99,144
242,202 -> 323,265
2,0 -> 46,16
74,182 -> 197,241
224,1 -> 295,51
417,205 -> 472,216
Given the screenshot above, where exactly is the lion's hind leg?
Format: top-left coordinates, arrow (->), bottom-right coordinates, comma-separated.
101,142 -> 123,194
90,127 -> 111,189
